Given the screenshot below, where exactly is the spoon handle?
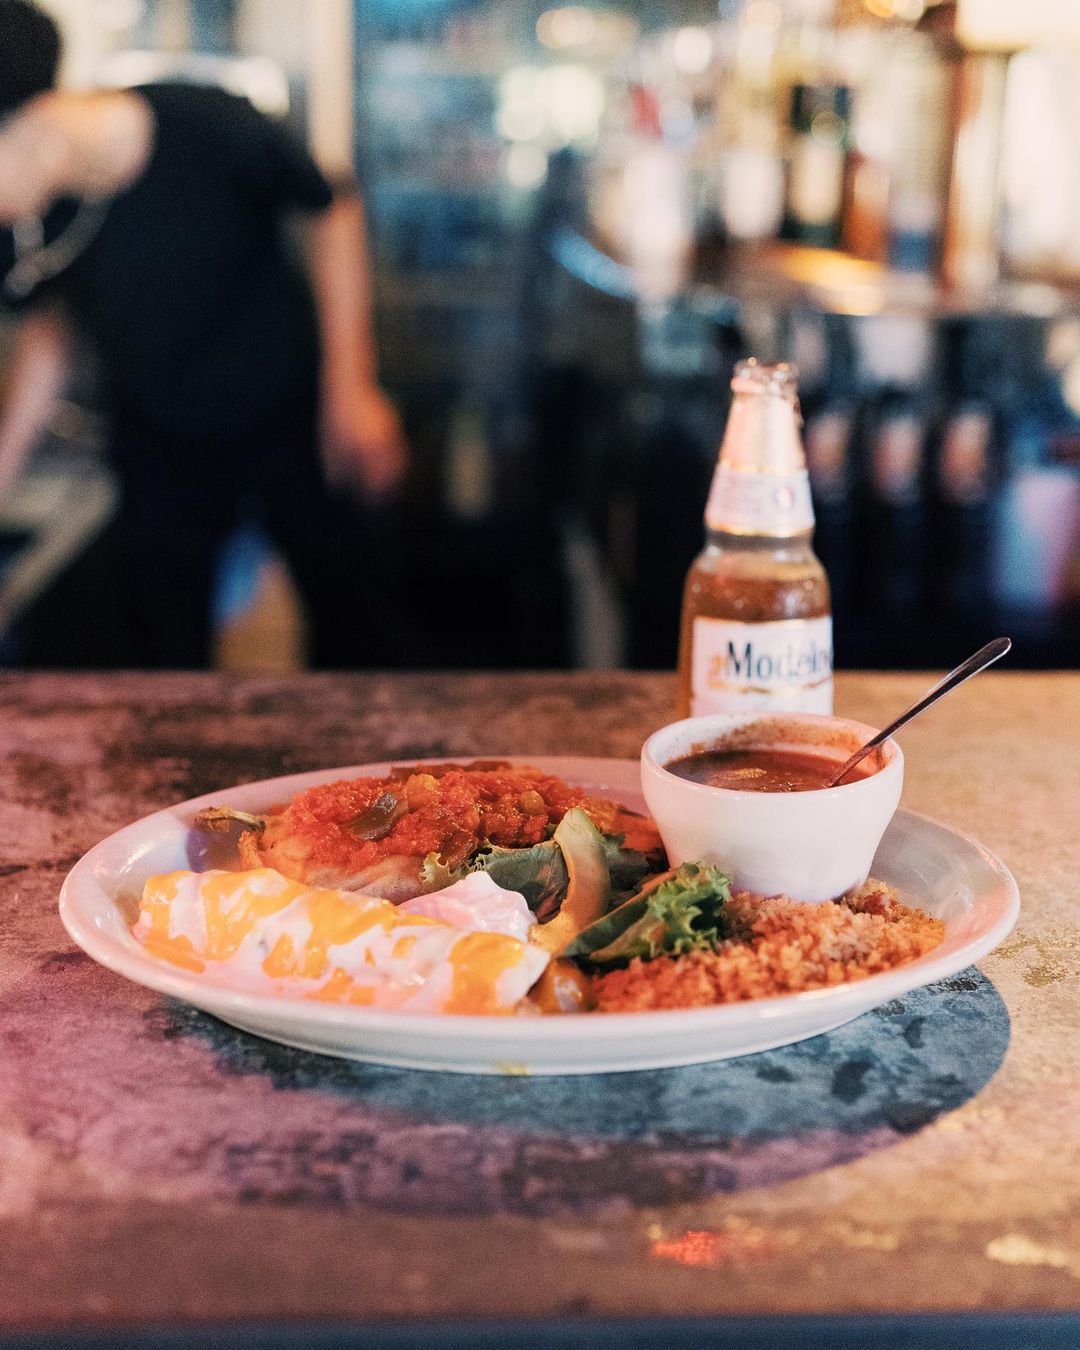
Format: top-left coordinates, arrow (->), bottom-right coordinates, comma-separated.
827,636 -> 1012,787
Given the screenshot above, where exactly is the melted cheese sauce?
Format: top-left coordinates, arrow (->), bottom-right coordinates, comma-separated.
133,868 -> 549,1014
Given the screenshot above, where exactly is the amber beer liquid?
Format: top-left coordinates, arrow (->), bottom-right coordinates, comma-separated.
676,360 -> 832,717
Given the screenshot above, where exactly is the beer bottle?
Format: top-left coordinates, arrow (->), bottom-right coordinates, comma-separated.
676,359 -> 833,717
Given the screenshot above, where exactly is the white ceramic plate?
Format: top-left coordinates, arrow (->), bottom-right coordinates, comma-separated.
59,757 -> 1019,1075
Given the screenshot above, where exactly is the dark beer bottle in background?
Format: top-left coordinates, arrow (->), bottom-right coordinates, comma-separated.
928,400 -> 996,625
858,386 -> 930,636
804,398 -> 856,634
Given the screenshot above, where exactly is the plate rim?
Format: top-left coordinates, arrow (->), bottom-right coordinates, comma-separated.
58,756 -> 1021,1040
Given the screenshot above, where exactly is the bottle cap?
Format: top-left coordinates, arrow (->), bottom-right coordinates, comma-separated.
730,358 -> 799,402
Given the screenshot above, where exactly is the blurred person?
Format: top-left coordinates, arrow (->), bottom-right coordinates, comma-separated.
0,0 -> 409,667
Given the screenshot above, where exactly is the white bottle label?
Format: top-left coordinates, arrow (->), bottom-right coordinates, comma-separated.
705,466 -> 815,536
789,136 -> 845,228
690,616 -> 833,714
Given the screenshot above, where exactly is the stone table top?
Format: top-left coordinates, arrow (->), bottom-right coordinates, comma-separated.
1,670 -> 1078,1345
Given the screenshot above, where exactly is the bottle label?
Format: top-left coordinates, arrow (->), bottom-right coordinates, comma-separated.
705,466 -> 815,536
789,134 -> 846,228
804,409 -> 852,505
690,616 -> 833,714
872,413 -> 924,506
938,409 -> 991,506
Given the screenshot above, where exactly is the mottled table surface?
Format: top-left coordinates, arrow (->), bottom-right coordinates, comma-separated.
1,670 -> 1078,1345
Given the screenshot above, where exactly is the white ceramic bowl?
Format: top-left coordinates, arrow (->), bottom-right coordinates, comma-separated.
641,713 -> 904,902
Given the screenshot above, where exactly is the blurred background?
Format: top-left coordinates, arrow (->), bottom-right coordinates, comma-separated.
4,0 -> 1080,672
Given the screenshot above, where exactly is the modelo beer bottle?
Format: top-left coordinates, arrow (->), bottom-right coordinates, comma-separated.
676,359 -> 833,717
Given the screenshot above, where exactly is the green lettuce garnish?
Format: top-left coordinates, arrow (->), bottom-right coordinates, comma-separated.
561,862 -> 730,966
469,839 -> 569,917
602,834 -> 655,905
467,832 -> 658,920
421,853 -> 466,891
423,828 -> 674,928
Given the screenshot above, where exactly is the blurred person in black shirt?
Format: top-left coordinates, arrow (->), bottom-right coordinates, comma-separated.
0,0 -> 409,667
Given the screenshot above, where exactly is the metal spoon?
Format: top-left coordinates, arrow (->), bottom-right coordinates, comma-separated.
823,636 -> 1013,788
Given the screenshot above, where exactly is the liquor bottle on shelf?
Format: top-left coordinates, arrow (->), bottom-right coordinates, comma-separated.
782,82 -> 852,250
719,102 -> 786,244
884,30 -> 952,274
676,360 -> 833,718
617,83 -> 693,300
715,0 -> 786,244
